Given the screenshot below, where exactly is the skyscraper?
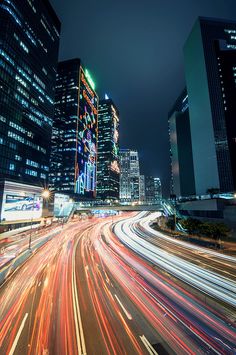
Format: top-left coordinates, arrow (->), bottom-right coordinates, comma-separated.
97,97 -> 120,201
139,175 -> 146,203
154,177 -> 162,201
184,17 -> 236,195
168,89 -> 195,198
0,0 -> 60,222
145,176 -> 162,205
120,149 -> 140,203
49,59 -> 98,199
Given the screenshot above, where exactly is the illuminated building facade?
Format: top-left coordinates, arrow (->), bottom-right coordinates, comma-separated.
120,149 -> 140,203
0,0 -> 60,220
145,176 -> 162,204
50,59 -> 98,199
184,17 -> 236,195
139,175 -> 146,203
97,97 -> 120,201
169,88 -> 195,197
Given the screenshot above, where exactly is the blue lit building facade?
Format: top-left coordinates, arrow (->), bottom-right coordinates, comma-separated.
0,0 -> 60,221
97,98 -> 120,201
49,59 -> 98,199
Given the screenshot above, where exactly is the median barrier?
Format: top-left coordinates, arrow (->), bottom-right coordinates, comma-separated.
0,229 -> 61,286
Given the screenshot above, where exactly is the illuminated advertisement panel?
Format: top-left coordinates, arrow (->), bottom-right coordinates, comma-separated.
1,181 -> 43,222
75,67 -> 98,198
54,193 -> 70,217
110,105 -> 120,174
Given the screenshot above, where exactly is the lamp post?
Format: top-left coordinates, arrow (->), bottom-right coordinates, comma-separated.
42,189 -> 50,227
29,193 -> 36,250
28,189 -> 50,250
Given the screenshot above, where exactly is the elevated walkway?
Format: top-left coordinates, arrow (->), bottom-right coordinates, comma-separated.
74,203 -> 163,212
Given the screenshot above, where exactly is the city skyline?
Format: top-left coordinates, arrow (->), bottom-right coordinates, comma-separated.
51,0 -> 236,196
1,2 -> 236,355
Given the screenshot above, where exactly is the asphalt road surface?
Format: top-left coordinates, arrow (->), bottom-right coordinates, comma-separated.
0,213 -> 236,354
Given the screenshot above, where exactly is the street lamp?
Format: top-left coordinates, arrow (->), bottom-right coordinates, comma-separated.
42,189 -> 50,227
28,189 -> 51,250
42,189 -> 50,199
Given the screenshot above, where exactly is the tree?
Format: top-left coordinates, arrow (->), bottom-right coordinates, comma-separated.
198,221 -> 230,240
166,218 -> 175,231
198,222 -> 213,238
206,188 -> 220,199
180,217 -> 230,241
180,218 -> 202,235
210,223 -> 230,240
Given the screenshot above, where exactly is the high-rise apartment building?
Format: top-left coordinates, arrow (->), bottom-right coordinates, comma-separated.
49,59 -> 98,199
184,17 -> 236,195
120,149 -> 140,203
97,97 -> 120,201
0,0 -> 60,222
169,89 -> 195,197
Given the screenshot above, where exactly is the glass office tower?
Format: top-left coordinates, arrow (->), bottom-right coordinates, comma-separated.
0,0 -> 60,221
168,88 -> 195,198
145,176 -> 162,205
97,97 -> 120,201
120,149 -> 140,203
184,17 -> 236,195
50,59 -> 98,199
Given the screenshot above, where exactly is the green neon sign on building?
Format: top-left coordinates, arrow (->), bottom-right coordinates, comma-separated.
85,69 -> 95,91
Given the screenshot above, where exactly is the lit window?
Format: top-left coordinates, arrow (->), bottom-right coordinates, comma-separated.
25,169 -> 37,177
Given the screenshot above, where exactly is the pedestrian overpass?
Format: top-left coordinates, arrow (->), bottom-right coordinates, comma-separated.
55,202 -> 165,219
74,203 -> 163,212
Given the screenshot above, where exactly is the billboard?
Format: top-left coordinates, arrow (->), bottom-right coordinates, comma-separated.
1,181 -> 43,222
75,67 -> 98,198
54,193 -> 70,217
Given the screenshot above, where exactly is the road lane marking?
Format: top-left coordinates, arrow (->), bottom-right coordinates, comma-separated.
72,247 -> 82,354
139,335 -> 158,355
72,234 -> 87,355
9,313 -> 28,355
139,281 -> 223,355
114,294 -> 132,320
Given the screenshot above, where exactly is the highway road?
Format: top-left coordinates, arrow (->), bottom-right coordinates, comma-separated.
0,213 -> 236,354
139,212 -> 236,281
0,223 -> 62,268
115,213 -> 236,307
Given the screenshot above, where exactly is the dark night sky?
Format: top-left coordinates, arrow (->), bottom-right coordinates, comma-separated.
50,0 -> 236,196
